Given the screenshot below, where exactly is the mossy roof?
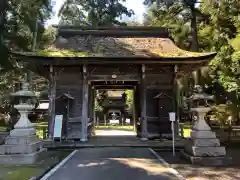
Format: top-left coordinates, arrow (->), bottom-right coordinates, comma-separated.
11,36 -> 216,60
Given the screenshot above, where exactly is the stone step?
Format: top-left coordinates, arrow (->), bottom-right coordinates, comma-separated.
0,141 -> 42,155
185,145 -> 226,157
5,135 -> 39,145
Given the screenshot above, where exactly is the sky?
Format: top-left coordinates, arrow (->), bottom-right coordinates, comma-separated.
46,0 -> 146,26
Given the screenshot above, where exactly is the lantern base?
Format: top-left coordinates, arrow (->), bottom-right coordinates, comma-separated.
10,128 -> 36,137
181,151 -> 232,166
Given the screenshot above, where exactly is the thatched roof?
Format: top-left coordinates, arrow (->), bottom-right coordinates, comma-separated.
10,26 -> 216,62
47,35 -> 213,58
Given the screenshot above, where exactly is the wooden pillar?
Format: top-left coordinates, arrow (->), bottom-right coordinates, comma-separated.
48,65 -> 56,139
92,87 -> 96,127
88,83 -> 92,120
104,114 -> 107,126
173,65 -> 180,137
133,86 -> 136,132
140,64 -> 148,140
81,64 -> 89,142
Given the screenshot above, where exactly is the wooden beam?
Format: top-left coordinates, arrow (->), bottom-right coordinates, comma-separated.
140,64 -> 148,140
56,25 -> 168,31
146,84 -> 173,90
81,64 -> 89,142
57,26 -> 169,38
89,74 -> 140,81
48,65 -> 56,139
94,85 -> 134,90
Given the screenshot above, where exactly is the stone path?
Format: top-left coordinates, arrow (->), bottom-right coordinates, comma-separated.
95,129 -> 136,136
42,148 -> 183,180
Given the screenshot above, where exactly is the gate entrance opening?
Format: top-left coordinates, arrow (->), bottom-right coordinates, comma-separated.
91,81 -> 139,137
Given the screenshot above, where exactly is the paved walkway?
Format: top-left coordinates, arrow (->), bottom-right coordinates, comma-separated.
42,148 -> 183,180
95,129 -> 136,136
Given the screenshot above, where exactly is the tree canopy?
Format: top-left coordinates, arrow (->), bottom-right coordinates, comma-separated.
144,0 -> 240,97
58,0 -> 134,26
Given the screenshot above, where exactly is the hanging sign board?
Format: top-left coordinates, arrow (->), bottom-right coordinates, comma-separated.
169,112 -> 176,122
53,115 -> 63,139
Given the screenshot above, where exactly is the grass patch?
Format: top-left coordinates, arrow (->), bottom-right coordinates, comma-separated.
0,150 -> 70,180
181,128 -> 191,138
35,122 -> 48,139
0,126 -> 8,132
179,123 -> 192,138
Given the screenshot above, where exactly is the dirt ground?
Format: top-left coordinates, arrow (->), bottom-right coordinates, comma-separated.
155,147 -> 240,180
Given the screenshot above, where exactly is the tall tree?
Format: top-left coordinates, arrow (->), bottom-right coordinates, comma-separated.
143,0 -> 240,106
200,0 -> 240,96
0,0 -> 11,70
0,0 -> 53,106
144,0 -> 202,51
59,0 -> 134,26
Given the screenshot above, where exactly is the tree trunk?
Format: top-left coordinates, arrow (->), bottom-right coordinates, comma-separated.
190,5 -> 200,85
190,5 -> 199,52
0,0 -> 7,38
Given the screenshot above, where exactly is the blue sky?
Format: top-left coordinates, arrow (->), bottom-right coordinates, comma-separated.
46,0 -> 146,26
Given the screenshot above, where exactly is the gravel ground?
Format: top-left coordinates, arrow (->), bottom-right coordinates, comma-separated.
155,148 -> 240,180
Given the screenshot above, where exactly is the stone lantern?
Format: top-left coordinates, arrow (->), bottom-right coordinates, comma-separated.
10,82 -> 37,136
0,81 -> 46,165
181,85 -> 231,165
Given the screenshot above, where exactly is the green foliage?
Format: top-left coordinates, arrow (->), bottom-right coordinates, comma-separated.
94,90 -> 106,112
212,103 -> 240,126
144,0 -> 203,50
59,0 -> 134,26
0,0 -> 53,107
125,90 -> 133,113
144,0 -> 240,103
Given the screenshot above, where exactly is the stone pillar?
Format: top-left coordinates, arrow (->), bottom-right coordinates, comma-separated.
140,64 -> 148,140
48,65 -> 56,139
81,64 -> 89,142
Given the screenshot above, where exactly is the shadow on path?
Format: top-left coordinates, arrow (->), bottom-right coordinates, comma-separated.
46,148 -> 182,180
